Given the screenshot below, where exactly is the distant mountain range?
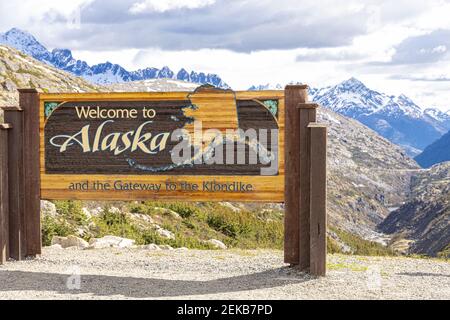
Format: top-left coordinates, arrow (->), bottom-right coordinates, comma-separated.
250,79 -> 450,157
0,28 -> 229,88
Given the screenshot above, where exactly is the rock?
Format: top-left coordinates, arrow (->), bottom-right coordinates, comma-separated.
76,228 -> 86,237
142,244 -> 161,250
83,206 -> 102,217
51,235 -> 89,249
219,202 -> 241,212
176,247 -> 189,251
88,235 -> 135,249
109,207 -> 121,214
158,244 -> 174,250
128,212 -> 154,224
153,207 -> 181,219
155,226 -> 175,239
41,200 -> 57,218
207,239 -> 227,250
82,208 -> 92,219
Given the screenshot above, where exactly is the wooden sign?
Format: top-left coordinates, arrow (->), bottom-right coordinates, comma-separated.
1,85 -> 327,276
39,87 -> 285,202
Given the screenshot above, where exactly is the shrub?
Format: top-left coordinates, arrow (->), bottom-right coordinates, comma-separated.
41,216 -> 74,246
54,200 -> 88,225
330,227 -> 396,256
129,201 -> 201,219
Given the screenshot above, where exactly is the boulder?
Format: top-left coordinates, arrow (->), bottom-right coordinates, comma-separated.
155,226 -> 175,239
41,200 -> 57,218
206,239 -> 227,250
82,206 -> 103,217
88,235 -> 135,249
219,202 -> 241,212
51,235 -> 89,249
153,207 -> 181,219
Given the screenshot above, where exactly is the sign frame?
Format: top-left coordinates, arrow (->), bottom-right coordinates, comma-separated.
38,90 -> 286,202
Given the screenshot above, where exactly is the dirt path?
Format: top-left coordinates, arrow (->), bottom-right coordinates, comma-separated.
0,247 -> 449,300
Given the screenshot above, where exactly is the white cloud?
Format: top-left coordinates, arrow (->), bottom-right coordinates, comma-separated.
1,0 -> 450,110
129,0 -> 215,14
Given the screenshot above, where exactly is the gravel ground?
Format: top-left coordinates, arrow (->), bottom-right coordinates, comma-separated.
0,247 -> 449,300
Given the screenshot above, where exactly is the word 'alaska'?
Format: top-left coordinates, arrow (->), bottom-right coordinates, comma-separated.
49,120 -> 170,155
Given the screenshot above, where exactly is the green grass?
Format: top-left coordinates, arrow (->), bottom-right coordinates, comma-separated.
41,200 -> 89,246
40,201 -> 425,258
41,215 -> 75,246
329,226 -> 397,256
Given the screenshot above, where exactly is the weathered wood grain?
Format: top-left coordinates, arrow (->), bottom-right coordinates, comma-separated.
284,85 -> 308,265
19,89 -> 41,256
4,108 -> 26,260
309,123 -> 327,276
0,124 -> 10,264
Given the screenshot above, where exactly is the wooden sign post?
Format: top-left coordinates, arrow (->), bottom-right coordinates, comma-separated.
0,85 -> 327,276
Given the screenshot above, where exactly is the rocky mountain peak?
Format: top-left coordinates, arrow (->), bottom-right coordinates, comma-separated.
0,28 -> 51,62
0,28 -> 229,88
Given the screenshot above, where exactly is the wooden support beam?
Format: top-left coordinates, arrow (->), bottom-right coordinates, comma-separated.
284,85 -> 308,265
18,89 -> 41,256
297,104 -> 317,271
0,124 -> 11,264
308,123 -> 327,276
4,108 -> 26,260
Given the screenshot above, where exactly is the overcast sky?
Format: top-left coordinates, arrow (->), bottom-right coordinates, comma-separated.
1,0 -> 450,111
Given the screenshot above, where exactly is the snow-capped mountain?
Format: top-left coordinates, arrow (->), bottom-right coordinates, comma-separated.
310,78 -> 450,154
248,83 -> 284,91
0,28 -> 229,88
250,77 -> 450,156
0,28 -> 53,63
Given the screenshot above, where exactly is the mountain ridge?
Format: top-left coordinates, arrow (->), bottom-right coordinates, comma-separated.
415,129 -> 450,168
250,78 -> 450,157
0,28 -> 229,88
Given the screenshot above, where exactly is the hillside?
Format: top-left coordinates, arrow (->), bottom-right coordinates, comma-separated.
379,162 -> 450,257
318,107 -> 419,239
0,45 -> 101,106
415,129 -> 450,168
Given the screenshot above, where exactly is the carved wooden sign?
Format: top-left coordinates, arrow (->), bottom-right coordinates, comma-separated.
40,87 -> 285,201
2,85 -> 326,275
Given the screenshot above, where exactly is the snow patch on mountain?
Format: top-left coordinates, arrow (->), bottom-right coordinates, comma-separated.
250,77 -> 450,155
0,28 -> 229,88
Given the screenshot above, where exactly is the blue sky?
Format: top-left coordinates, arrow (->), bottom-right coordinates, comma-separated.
1,0 -> 450,111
